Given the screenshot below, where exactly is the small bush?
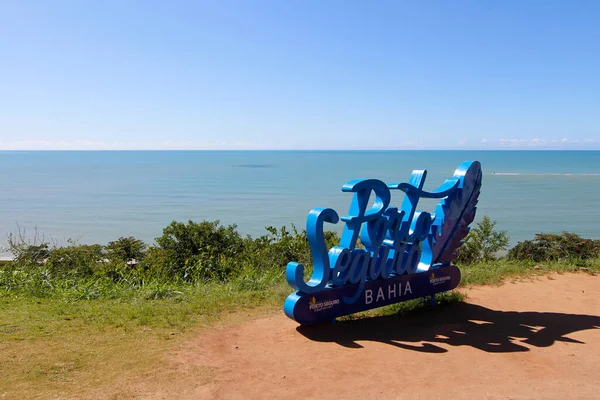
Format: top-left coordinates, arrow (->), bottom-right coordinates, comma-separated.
246,226 -> 309,271
106,237 -> 147,263
508,232 -> 600,262
456,216 -> 509,265
45,243 -> 105,278
151,220 -> 246,282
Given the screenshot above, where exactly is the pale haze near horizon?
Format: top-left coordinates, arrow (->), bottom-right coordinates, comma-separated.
1,1 -> 599,151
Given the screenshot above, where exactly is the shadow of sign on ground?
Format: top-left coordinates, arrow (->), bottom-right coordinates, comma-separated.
297,302 -> 600,353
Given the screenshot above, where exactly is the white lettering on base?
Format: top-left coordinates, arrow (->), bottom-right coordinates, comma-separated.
388,283 -> 396,298
363,280 -> 414,304
376,287 -> 385,302
404,281 -> 412,295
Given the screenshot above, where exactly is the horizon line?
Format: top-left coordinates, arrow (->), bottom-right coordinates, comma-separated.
1,148 -> 600,152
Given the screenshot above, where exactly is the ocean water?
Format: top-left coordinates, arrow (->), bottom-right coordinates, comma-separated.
1,150 -> 599,257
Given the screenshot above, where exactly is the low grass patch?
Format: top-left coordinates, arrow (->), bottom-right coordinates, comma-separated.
0,280 -> 290,399
1,296 -> 178,398
460,257 -> 599,286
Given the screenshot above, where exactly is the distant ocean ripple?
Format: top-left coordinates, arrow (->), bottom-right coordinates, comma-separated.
1,150 -> 599,257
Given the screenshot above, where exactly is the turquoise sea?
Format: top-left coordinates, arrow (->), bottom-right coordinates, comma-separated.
1,150 -> 599,257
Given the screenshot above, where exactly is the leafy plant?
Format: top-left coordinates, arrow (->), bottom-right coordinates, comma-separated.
45,242 -> 105,278
508,232 -> 600,262
456,216 -> 509,265
106,236 -> 147,263
151,220 -> 246,282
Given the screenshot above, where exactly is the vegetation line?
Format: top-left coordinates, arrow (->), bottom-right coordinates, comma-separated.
1,217 -> 598,323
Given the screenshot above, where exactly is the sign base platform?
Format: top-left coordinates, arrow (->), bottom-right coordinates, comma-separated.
285,265 -> 461,325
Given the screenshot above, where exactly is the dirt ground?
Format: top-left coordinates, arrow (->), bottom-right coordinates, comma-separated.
110,274 -> 600,399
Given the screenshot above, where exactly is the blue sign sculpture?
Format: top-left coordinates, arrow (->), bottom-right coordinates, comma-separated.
284,161 -> 482,325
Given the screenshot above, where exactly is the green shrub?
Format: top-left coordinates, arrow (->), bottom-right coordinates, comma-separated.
456,216 -> 509,265
246,226 -> 310,271
45,243 -> 105,278
508,232 -> 600,262
106,237 -> 147,263
150,220 -> 246,282
244,225 -> 340,277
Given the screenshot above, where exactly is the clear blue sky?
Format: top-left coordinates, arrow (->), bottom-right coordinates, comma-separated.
1,0 -> 598,150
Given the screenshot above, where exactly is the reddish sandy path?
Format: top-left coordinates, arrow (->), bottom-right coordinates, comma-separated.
128,274 -> 600,399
